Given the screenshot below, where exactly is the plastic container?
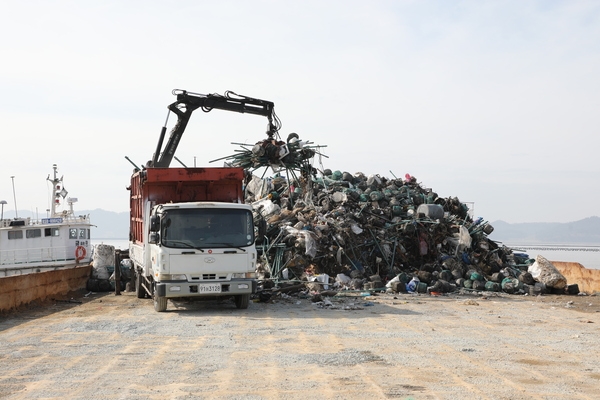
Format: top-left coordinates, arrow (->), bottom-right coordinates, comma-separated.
417,282 -> 428,293
416,204 -> 445,220
470,272 -> 483,282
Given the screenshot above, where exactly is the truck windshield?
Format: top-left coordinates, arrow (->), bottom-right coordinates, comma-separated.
160,208 -> 254,249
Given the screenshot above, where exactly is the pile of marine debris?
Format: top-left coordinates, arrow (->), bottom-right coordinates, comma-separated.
217,133 -> 577,301
86,244 -> 131,292
245,169 -> 577,300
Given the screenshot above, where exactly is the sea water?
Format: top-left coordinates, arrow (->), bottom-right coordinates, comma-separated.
506,243 -> 600,270
92,239 -> 600,270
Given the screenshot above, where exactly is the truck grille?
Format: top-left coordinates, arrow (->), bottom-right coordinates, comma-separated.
190,274 -> 229,281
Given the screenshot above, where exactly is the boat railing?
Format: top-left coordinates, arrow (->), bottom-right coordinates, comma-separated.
0,215 -> 90,227
0,245 -> 76,267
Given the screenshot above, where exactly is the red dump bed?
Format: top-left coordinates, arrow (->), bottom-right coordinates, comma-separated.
129,167 -> 245,243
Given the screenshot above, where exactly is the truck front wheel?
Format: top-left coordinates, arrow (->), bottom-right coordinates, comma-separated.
234,294 -> 250,309
154,294 -> 167,312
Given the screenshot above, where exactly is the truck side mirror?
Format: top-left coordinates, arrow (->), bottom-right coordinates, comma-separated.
150,215 -> 160,232
149,232 -> 160,244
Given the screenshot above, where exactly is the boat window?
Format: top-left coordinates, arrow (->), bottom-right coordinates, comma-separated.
79,229 -> 86,239
44,228 -> 60,237
8,230 -> 23,240
26,229 -> 42,238
69,228 -> 77,239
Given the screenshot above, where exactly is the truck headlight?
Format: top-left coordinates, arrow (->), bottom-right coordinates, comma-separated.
233,273 -> 255,279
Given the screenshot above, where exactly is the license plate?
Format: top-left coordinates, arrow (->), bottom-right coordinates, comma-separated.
198,283 -> 222,293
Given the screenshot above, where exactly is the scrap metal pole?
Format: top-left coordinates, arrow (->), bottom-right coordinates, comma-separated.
285,168 -> 294,208
368,228 -> 391,269
390,237 -> 398,269
330,233 -> 361,272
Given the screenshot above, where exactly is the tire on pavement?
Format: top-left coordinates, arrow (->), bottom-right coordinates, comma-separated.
235,294 -> 250,309
154,295 -> 167,312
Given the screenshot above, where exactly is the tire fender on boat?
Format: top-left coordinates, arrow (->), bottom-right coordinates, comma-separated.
75,246 -> 87,261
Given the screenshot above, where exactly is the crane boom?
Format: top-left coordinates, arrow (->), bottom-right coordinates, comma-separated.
151,89 -> 280,168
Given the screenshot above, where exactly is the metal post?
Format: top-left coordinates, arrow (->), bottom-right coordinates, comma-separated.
0,200 -> 6,220
114,250 -> 121,296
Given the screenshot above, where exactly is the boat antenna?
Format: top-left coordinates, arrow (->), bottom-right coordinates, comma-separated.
67,198 -> 78,216
10,176 -> 18,218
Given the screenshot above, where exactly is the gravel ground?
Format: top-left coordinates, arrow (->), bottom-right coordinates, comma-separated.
0,290 -> 599,399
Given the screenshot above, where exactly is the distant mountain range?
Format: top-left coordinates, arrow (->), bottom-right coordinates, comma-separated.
489,216 -> 600,244
4,209 -> 599,244
85,209 -> 130,239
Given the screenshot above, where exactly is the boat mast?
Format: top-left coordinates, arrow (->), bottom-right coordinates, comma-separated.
47,164 -> 65,218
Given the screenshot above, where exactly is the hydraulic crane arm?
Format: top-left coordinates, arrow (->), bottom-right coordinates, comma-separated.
151,89 -> 281,168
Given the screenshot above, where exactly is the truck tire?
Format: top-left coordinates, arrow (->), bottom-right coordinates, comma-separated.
136,271 -> 146,299
234,294 -> 250,309
154,295 -> 167,312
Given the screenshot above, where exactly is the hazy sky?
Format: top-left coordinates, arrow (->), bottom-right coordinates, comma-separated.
1,0 -> 598,224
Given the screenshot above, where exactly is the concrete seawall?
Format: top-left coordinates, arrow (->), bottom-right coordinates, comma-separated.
552,261 -> 600,294
0,265 -> 92,312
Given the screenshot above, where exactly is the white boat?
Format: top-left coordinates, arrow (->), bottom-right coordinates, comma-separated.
0,165 -> 92,277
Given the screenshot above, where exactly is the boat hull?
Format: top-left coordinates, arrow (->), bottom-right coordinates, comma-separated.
0,265 -> 92,312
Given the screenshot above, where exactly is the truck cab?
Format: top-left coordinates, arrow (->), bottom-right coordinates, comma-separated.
147,202 -> 256,311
